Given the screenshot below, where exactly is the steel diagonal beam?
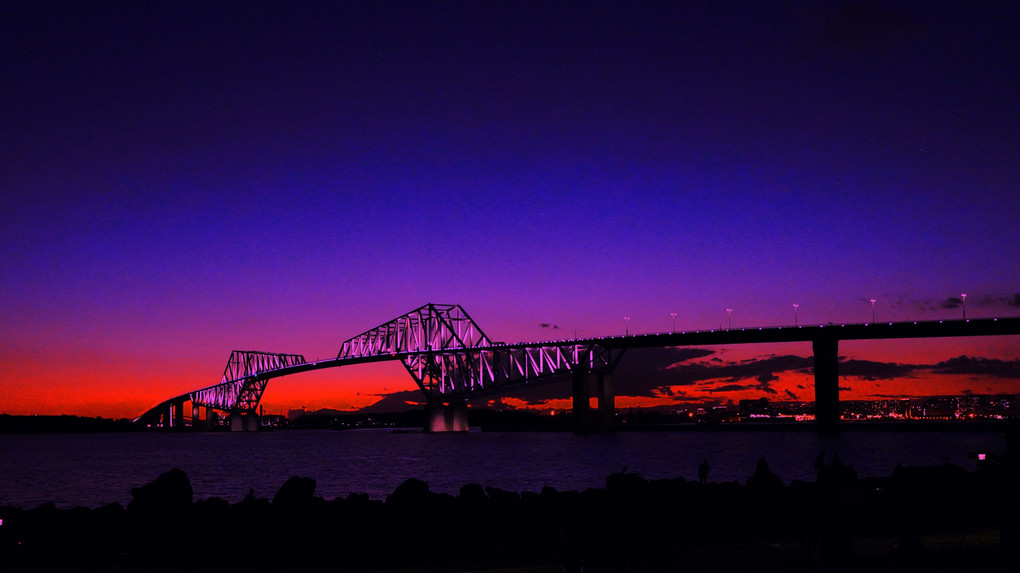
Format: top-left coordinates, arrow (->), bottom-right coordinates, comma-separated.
405,341 -> 625,399
182,351 -> 308,413
338,303 -> 493,359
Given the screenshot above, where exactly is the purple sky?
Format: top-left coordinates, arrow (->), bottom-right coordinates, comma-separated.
2,1 -> 1018,417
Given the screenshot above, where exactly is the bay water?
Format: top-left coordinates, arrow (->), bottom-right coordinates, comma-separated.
0,428 -> 1005,509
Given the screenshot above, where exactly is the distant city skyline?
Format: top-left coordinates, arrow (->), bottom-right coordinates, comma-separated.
3,2 -> 1018,418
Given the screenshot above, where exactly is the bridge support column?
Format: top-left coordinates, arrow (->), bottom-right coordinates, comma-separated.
230,413 -> 260,432
425,400 -> 468,432
813,337 -> 840,433
572,371 -> 615,433
172,398 -> 185,429
191,403 -> 206,430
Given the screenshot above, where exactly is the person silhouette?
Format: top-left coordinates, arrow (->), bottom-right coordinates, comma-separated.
698,459 -> 710,485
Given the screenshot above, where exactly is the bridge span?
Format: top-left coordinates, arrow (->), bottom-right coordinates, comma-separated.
137,303 -> 1020,433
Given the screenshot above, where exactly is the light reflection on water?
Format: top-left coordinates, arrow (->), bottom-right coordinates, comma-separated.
0,429 -> 1005,509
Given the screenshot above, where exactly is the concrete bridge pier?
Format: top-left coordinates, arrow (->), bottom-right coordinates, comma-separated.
425,400 -> 469,432
571,370 -> 615,433
230,412 -> 260,431
813,337 -> 840,433
191,403 -> 212,430
172,398 -> 186,429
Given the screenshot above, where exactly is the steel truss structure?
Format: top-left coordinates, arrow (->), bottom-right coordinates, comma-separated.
137,303 -> 622,424
191,350 -> 306,412
338,303 -> 623,399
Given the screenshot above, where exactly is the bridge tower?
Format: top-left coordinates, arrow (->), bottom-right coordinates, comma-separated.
337,303 -> 626,432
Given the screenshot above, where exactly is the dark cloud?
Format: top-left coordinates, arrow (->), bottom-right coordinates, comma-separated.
933,356 -> 1020,378
663,354 -> 814,389
838,386 -> 853,391
783,389 -> 799,400
912,292 -> 1020,313
709,384 -> 752,394
755,373 -> 778,394
838,358 -> 918,380
357,390 -> 426,413
975,293 -> 1020,309
538,323 -> 559,329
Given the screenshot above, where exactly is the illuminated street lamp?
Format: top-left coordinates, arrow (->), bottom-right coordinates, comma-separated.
624,316 -> 631,336
793,303 -> 799,326
670,312 -> 677,332
870,298 -> 876,323
961,293 -> 967,320
726,308 -> 733,330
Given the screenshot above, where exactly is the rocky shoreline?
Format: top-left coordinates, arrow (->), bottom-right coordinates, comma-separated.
2,452 -> 1017,572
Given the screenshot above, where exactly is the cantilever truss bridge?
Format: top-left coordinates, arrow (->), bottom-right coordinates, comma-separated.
137,303 -> 625,427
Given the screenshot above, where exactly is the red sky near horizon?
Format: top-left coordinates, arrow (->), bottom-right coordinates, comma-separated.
2,2 -> 1018,418
4,327 -> 1017,419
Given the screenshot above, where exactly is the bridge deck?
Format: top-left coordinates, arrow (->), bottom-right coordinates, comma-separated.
137,316 -> 1020,426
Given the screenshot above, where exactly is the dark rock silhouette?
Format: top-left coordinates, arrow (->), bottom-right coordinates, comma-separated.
386,477 -> 431,508
271,475 -> 317,507
127,467 -> 192,516
746,456 -> 783,489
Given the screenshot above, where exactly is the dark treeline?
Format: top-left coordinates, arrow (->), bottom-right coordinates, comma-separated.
2,442 -> 1018,572
0,414 -> 137,433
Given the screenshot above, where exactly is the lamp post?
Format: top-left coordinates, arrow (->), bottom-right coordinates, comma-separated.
670,312 -> 677,332
793,303 -> 799,326
961,293 -> 967,320
870,298 -> 876,323
624,316 -> 631,336
726,308 -> 733,330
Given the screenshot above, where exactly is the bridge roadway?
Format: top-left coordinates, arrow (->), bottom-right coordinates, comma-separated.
141,315 -> 1020,432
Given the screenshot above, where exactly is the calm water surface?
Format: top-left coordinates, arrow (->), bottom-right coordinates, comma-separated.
0,429 -> 1005,509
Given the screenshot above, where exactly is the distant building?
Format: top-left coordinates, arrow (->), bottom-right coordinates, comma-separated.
738,398 -> 774,420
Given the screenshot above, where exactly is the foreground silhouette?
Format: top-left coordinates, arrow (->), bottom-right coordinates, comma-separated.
2,451 -> 1016,573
